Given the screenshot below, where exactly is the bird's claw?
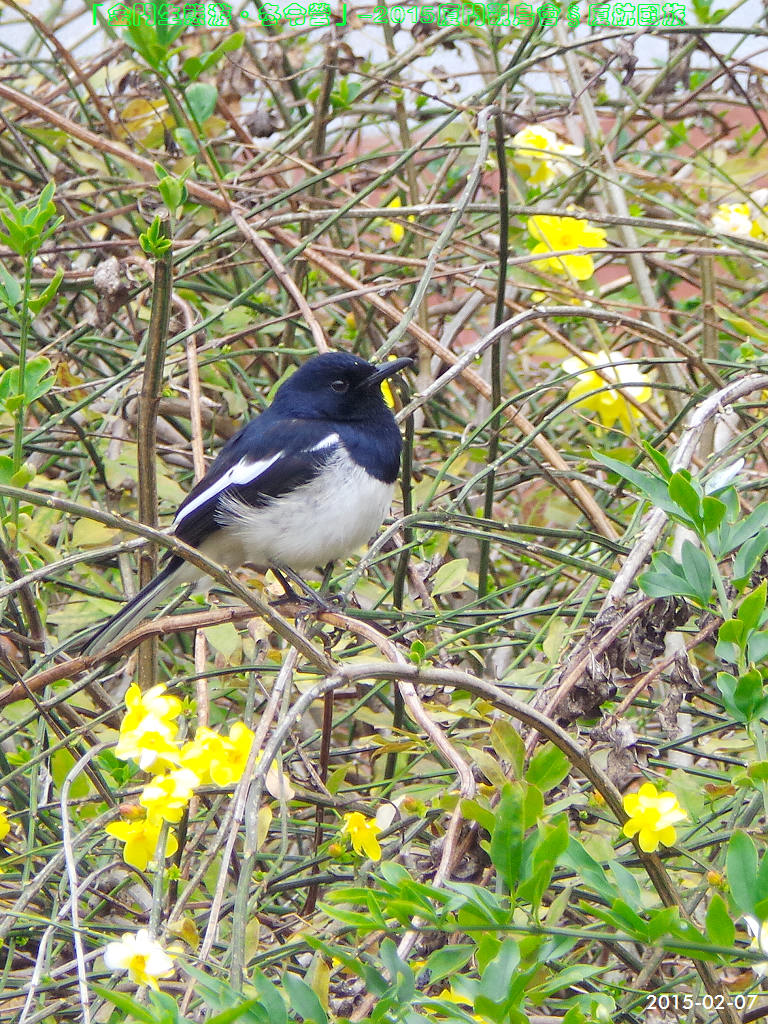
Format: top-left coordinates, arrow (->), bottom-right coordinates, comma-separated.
269,590 -> 341,615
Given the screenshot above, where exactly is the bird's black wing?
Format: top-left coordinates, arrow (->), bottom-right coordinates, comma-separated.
172,416 -> 343,548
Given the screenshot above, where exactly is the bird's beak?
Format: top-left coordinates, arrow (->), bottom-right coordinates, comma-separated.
363,357 -> 415,389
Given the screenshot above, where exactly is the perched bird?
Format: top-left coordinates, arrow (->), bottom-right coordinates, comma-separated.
83,351 -> 413,655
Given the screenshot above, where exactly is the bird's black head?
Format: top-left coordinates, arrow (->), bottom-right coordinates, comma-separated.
269,352 -> 413,422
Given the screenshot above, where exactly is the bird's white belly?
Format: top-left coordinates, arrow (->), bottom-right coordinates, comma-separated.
206,455 -> 394,572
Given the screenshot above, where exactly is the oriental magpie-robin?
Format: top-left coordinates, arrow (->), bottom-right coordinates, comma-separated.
83,351 -> 413,654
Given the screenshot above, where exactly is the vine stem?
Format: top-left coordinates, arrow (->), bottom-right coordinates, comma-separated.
11,255 -> 32,543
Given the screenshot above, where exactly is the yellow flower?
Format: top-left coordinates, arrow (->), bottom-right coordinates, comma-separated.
384,196 -> 415,244
103,928 -> 175,990
115,719 -> 181,774
116,683 -> 183,772
744,915 -> 768,977
122,683 -> 182,734
178,726 -> 227,785
0,805 -> 10,844
563,351 -> 652,434
341,811 -> 382,861
430,988 -> 491,1023
511,124 -> 581,186
209,721 -> 254,787
711,202 -> 761,239
622,782 -> 686,853
528,213 -> 607,280
435,988 -> 472,1007
139,768 -> 200,824
180,722 -> 254,788
105,814 -> 178,870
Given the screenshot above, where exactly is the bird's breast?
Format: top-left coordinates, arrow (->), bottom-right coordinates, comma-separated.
213,448 -> 394,571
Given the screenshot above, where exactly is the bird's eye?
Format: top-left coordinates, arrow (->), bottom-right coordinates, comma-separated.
330,379 -> 349,393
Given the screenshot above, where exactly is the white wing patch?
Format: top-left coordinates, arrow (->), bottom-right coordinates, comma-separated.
308,433 -> 340,452
173,452 -> 282,527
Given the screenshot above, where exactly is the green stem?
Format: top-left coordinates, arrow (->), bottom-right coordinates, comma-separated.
11,255 -> 32,544
477,111 -> 509,603
137,248 -> 173,687
704,545 -> 731,621
749,723 -> 768,819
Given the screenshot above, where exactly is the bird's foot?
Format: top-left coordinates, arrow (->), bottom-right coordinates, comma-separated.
268,590 -> 339,614
270,566 -> 345,615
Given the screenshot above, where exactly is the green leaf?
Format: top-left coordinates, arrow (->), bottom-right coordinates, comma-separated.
733,531 -> 768,586
560,837 -> 614,898
715,618 -> 744,663
460,797 -> 495,834
28,266 -> 63,314
0,455 -> 16,485
489,783 -> 524,891
51,748 -> 91,799
726,502 -> 768,553
669,471 -> 703,527
139,216 -> 172,256
476,938 -> 520,1012
702,495 -> 726,535
0,262 -> 21,307
431,557 -> 469,596
157,174 -> 186,213
611,898 -> 651,940
409,638 -> 426,664
186,82 -> 218,123
727,830 -> 757,914
174,127 -> 199,155
316,903 -> 378,930
517,859 -> 556,914
450,880 -> 509,927
379,938 -> 414,1000
0,356 -> 53,416
283,973 -> 327,1024
208,1000 -> 269,1024
639,548 -> 712,604
608,860 -> 642,910
533,816 -> 570,871
490,719 -> 525,778
641,441 -> 673,480
183,31 -> 244,79
680,540 -> 713,603
639,565 -> 690,599
732,669 -> 768,721
424,944 -> 474,984
22,355 -> 53,402
36,180 -> 55,215
92,985 -> 157,1023
526,743 -> 569,792
528,962 -> 606,999
590,450 -> 672,510
748,630 -> 768,664
522,781 -> 544,828
705,892 -> 735,947
717,671 -> 740,717
250,969 -> 288,1024
718,617 -> 745,648
738,581 -> 767,633
519,817 -> 569,911
755,846 -> 768,907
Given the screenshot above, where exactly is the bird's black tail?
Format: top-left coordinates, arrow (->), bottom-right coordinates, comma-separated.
82,559 -> 186,657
